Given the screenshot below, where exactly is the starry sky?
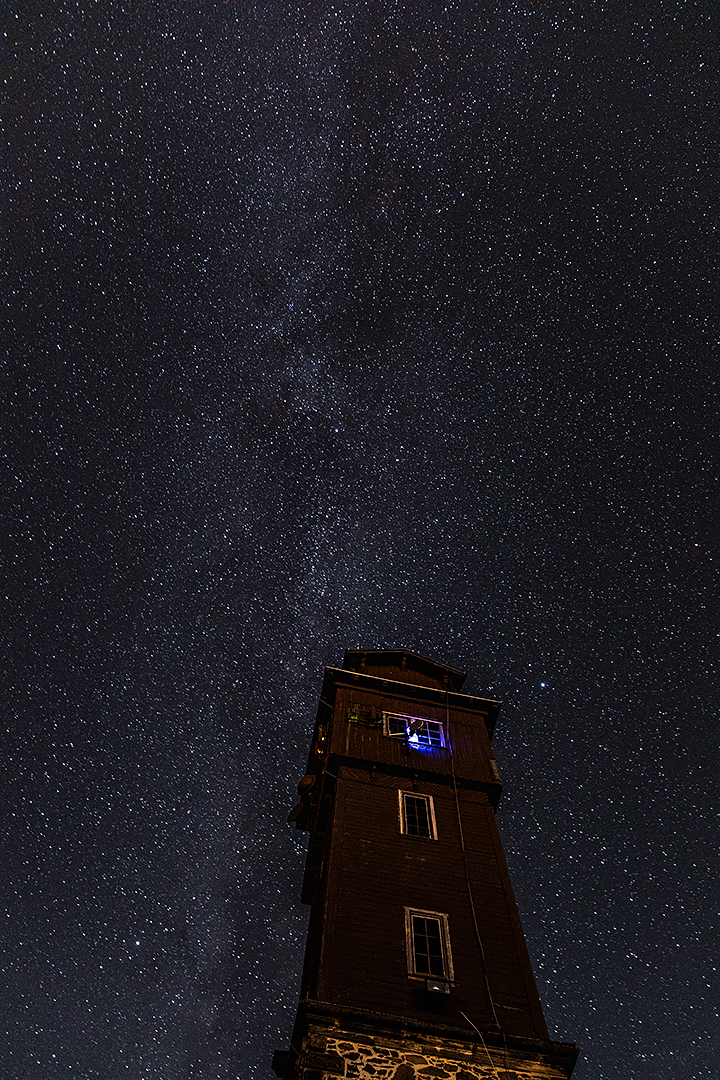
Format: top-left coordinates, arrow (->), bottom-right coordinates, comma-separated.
5,2 -> 717,1079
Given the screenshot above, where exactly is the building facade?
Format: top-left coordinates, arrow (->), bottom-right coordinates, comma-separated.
274,650 -> 577,1080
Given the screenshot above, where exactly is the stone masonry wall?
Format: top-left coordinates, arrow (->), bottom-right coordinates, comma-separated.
298,1026 -> 572,1080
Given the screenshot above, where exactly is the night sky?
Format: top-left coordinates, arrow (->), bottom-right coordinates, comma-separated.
5,2 -> 717,1079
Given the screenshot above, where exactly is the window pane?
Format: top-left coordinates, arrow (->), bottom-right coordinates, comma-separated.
386,714 -> 444,747
407,720 -> 443,748
404,795 -> 431,838
418,721 -> 443,747
412,916 -> 445,977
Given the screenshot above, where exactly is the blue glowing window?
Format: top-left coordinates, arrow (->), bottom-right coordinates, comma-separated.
384,713 -> 444,749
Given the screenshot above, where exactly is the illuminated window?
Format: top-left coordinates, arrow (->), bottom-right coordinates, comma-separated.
399,791 -> 437,839
404,909 -> 453,980
383,712 -> 444,749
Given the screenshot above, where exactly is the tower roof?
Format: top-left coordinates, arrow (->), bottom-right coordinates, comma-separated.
342,649 -> 467,692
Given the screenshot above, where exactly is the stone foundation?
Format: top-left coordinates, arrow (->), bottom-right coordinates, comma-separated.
286,1010 -> 578,1080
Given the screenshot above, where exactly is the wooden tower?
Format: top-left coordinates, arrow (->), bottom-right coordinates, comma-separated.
274,649 -> 578,1080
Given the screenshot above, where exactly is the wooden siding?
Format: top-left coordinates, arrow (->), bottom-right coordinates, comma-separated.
314,767 -> 548,1041
330,685 -> 496,786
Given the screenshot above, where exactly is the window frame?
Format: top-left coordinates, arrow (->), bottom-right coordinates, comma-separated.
398,790 -> 438,841
383,711 -> 445,749
404,908 -> 454,981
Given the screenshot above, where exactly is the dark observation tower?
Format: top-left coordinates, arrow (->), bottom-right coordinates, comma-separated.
274,649 -> 578,1080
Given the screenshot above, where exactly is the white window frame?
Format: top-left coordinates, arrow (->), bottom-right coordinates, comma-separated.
404,908 -> 454,981
398,790 -> 438,840
383,712 -> 445,749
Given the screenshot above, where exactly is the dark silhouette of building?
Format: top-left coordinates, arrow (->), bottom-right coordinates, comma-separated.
274,649 -> 578,1080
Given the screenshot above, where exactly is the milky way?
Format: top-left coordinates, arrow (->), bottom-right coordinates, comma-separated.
6,3 -> 717,1078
